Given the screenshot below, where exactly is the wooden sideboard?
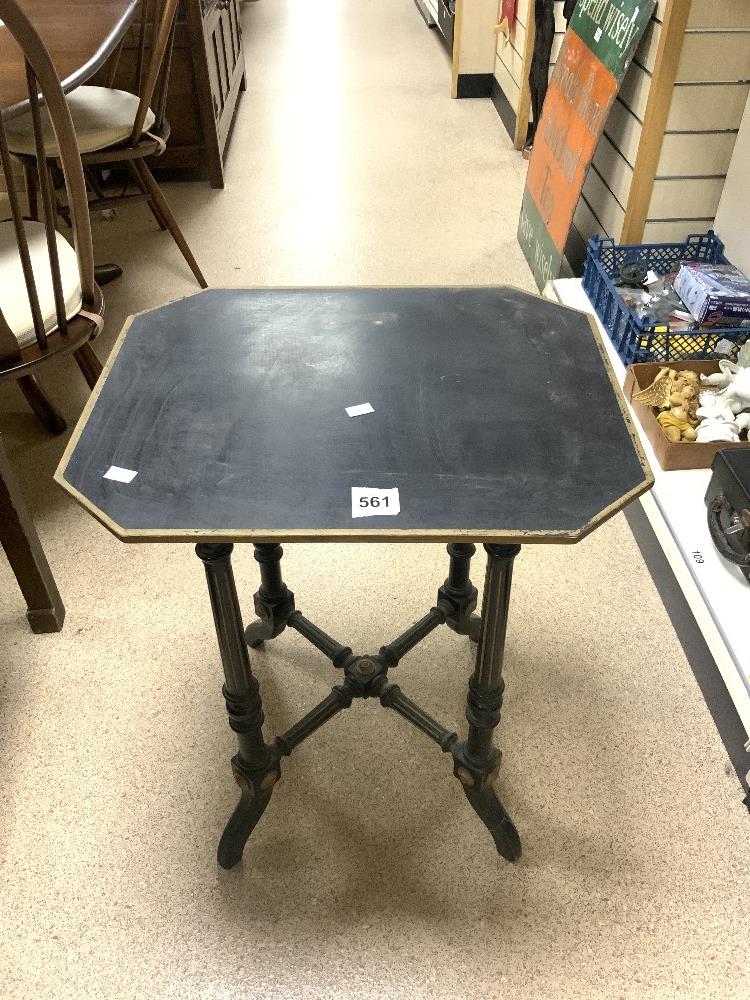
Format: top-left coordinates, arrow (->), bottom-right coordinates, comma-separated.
95,0 -> 246,187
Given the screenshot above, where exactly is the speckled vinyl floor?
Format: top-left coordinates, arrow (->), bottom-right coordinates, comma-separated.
1,1 -> 749,998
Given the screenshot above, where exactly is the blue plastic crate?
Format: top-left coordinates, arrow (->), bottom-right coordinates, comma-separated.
581,231 -> 750,364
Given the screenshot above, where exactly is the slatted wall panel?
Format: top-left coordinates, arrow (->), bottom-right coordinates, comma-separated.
573,0 -> 750,249
492,0 -> 529,131
572,4 -> 660,246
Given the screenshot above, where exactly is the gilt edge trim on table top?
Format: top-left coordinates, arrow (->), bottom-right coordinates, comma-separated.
53,286 -> 654,544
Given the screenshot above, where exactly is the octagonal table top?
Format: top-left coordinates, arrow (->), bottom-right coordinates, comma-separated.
55,287 -> 652,543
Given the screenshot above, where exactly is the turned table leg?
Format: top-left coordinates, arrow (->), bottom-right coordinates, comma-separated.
196,543 -> 280,869
244,543 -> 295,648
452,543 -> 521,861
439,542 -> 481,641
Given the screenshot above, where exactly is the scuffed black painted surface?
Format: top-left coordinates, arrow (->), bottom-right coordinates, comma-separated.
63,287 -> 648,536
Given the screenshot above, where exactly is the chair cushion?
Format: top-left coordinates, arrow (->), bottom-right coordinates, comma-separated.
5,86 -> 156,156
0,220 -> 83,350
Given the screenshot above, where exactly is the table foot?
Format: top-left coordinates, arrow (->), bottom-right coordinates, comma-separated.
218,753 -> 280,870
461,780 -> 521,862
245,619 -> 273,649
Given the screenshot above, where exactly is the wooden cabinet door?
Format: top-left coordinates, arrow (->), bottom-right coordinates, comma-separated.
202,0 -> 245,143
201,3 -> 225,121
222,0 -> 244,82
91,0 -> 246,186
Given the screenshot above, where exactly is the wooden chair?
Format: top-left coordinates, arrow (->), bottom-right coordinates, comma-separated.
0,0 -> 105,435
6,0 -> 207,289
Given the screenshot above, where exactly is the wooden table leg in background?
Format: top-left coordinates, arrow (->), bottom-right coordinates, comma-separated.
0,435 -> 65,633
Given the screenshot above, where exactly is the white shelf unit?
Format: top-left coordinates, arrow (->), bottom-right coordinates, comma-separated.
550,278 -> 750,749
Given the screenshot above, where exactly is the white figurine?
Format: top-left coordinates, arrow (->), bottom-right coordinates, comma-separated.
700,359 -> 737,389
718,366 -> 750,414
695,418 -> 740,443
696,398 -> 736,421
696,347 -> 750,441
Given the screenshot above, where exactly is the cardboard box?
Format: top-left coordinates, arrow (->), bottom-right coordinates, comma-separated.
623,360 -> 750,471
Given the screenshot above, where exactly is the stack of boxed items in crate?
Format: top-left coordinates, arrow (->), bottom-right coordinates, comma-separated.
622,261 -> 750,470
583,232 -> 750,583
581,232 -> 750,471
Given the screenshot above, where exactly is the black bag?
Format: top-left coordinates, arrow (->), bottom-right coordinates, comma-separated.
705,449 -> 750,583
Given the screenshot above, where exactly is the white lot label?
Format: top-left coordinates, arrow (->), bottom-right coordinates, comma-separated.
715,339 -> 735,355
345,402 -> 374,417
103,465 -> 138,483
351,487 -> 400,518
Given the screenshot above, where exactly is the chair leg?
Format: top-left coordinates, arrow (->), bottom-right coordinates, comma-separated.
74,343 -> 103,389
0,436 -> 65,633
22,162 -> 39,221
83,165 -> 109,202
126,162 -> 167,230
146,194 -> 168,231
16,374 -> 67,434
131,160 -> 208,288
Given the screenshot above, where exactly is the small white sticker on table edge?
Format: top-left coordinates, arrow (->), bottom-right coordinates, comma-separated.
351,487 -> 400,518
103,465 -> 138,484
345,402 -> 374,417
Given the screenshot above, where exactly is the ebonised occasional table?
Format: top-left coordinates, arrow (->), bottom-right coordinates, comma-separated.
56,287 -> 652,868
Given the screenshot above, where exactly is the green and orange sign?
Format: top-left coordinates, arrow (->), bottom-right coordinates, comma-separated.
518,0 -> 654,289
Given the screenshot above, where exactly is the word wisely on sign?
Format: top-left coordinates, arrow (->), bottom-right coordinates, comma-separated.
578,0 -> 645,56
518,0 -> 654,290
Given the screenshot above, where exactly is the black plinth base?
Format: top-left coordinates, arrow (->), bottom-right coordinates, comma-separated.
197,541 -> 521,870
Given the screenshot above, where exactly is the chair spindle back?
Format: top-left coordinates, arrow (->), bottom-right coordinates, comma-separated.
130,0 -> 180,144
0,0 -> 95,362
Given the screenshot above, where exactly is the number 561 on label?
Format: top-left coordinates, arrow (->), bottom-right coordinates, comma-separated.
351,487 -> 400,518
